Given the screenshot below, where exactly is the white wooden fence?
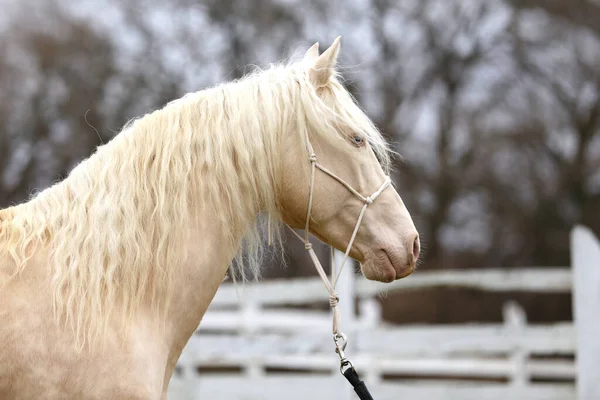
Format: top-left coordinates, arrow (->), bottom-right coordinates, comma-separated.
167,225 -> 600,400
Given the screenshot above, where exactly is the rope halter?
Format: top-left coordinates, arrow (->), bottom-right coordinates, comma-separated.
286,138 -> 392,337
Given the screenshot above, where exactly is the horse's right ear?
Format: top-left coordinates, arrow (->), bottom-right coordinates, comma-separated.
308,36 -> 341,88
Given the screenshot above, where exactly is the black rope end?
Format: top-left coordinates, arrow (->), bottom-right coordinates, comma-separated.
343,367 -> 375,400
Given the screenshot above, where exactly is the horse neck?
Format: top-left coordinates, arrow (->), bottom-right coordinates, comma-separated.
160,193 -> 252,375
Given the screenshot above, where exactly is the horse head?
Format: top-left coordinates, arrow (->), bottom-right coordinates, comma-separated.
277,38 -> 420,283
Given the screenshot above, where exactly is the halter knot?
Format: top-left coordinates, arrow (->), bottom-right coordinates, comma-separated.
329,294 -> 340,308
365,196 -> 373,205
309,153 -> 317,162
305,242 -> 313,250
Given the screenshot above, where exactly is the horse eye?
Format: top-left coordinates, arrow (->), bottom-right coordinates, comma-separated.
352,136 -> 365,146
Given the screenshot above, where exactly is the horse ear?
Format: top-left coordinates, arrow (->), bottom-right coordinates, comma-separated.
309,36 -> 341,88
304,42 -> 319,63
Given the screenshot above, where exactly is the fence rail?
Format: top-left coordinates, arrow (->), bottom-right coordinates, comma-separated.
209,267 -> 573,308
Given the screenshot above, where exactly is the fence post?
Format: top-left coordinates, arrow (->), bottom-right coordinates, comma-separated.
334,250 -> 356,400
503,301 -> 528,387
241,298 -> 264,378
359,298 -> 382,387
571,225 -> 600,400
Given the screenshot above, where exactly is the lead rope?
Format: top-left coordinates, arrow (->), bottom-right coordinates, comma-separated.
282,141 -> 390,400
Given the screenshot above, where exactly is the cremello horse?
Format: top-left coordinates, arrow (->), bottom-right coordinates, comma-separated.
0,38 -> 419,399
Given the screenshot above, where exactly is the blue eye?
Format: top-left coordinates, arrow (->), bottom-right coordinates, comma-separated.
352,136 -> 365,146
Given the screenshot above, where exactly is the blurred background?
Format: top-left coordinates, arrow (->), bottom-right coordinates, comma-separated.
2,0 -> 600,326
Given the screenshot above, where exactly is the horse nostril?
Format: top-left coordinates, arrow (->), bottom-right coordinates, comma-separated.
412,235 -> 420,261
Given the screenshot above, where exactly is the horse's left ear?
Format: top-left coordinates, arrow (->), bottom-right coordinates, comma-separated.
309,36 -> 341,88
304,42 -> 320,63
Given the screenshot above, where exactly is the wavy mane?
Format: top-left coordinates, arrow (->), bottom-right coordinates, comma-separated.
0,54 -> 391,348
